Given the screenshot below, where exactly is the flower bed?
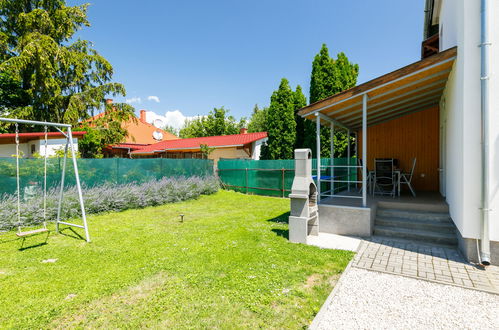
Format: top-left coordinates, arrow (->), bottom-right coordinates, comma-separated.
0,176 -> 219,230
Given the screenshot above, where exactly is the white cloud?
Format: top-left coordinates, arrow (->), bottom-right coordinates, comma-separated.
144,110 -> 202,130
147,95 -> 161,103
125,97 -> 141,104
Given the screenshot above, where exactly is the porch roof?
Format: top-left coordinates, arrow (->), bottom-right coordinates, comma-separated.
298,47 -> 457,130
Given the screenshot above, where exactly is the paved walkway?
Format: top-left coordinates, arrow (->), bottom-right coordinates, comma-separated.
353,236 -> 499,294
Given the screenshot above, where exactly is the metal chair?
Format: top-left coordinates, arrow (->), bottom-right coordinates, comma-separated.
373,158 -> 396,197
400,158 -> 417,197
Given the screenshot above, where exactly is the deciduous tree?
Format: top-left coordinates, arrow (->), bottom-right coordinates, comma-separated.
247,104 -> 267,133
179,107 -> 246,138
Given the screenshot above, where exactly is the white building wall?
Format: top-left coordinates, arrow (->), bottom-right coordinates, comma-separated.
487,0 -> 499,242
0,138 -> 78,158
440,0 -> 499,241
251,138 -> 268,160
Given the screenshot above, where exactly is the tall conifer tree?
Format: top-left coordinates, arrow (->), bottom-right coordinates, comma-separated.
293,85 -> 307,149
306,44 -> 359,157
261,78 -> 296,160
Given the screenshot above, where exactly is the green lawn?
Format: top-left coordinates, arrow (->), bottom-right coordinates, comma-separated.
0,190 -> 353,329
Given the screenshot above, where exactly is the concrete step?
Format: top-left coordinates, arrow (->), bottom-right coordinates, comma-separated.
378,200 -> 449,213
374,225 -> 457,246
376,208 -> 451,222
375,216 -> 456,233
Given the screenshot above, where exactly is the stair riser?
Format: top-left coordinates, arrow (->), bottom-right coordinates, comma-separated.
377,210 -> 451,222
375,219 -> 455,233
374,228 -> 457,246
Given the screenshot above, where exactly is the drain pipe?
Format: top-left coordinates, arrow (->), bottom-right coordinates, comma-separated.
479,0 -> 491,265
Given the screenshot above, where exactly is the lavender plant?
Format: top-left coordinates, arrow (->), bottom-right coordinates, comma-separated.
0,176 -> 219,231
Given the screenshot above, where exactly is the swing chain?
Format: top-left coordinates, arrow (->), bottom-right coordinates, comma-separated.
43,126 -> 48,227
15,123 -> 21,232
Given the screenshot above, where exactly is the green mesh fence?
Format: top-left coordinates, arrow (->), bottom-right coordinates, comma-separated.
217,158 -> 357,198
0,158 -> 214,197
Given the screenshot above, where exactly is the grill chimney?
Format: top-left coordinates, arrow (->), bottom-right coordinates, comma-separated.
289,149 -> 319,243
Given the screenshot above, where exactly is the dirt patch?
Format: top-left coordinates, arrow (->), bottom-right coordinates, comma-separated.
304,274 -> 321,289
52,272 -> 170,329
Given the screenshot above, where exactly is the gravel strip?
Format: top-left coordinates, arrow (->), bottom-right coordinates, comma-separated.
314,267 -> 499,330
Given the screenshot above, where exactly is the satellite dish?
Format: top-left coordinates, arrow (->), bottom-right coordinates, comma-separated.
153,118 -> 164,128
153,130 -> 164,141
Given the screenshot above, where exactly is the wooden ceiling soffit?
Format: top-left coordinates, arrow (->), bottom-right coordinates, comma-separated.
323,69 -> 451,117
339,84 -> 446,124
346,93 -> 443,128
298,46 -> 457,117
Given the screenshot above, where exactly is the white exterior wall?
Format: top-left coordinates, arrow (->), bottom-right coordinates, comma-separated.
251,138 -> 268,160
487,0 -> 499,242
440,0 -> 499,241
0,138 -> 78,158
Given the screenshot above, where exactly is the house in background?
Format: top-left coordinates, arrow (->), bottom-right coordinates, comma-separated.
131,129 -> 267,166
0,131 -> 86,158
295,0 -> 498,265
88,99 -> 178,157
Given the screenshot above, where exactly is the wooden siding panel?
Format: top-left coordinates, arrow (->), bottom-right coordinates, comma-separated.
357,106 -> 440,192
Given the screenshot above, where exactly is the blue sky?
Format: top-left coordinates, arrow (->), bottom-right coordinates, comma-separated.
71,0 -> 425,126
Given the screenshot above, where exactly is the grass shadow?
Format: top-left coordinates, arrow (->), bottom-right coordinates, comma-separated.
18,231 -> 50,251
19,241 -> 48,251
267,211 -> 290,224
59,227 -> 86,241
271,228 -> 289,240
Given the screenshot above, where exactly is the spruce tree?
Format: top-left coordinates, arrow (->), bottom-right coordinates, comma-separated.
0,1 -> 131,124
261,78 -> 296,160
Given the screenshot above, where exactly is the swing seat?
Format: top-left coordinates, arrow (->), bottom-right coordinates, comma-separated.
16,228 -> 49,238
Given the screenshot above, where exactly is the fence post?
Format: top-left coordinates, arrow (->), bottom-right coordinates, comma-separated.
116,158 -> 120,185
281,168 -> 285,198
245,168 -> 249,194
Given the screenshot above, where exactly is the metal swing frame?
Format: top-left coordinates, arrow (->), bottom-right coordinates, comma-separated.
1,117 -> 90,243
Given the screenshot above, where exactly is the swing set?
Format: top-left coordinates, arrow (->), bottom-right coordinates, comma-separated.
0,117 -> 90,244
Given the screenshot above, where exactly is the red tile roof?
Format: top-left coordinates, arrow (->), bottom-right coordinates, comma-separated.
132,132 -> 267,154
109,143 -> 150,150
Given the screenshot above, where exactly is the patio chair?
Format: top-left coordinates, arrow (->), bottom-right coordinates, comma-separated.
373,158 -> 396,197
400,158 -> 417,197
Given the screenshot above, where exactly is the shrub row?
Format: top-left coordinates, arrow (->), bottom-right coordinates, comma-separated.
0,176 -> 219,231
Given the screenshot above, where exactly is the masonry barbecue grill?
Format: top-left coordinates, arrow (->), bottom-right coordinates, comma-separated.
289,149 -> 319,243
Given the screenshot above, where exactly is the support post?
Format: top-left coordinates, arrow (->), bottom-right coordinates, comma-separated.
362,94 -> 368,207
347,129 -> 351,191
56,136 -> 69,233
330,122 -> 335,195
245,167 -> 248,194
315,113 -> 321,200
281,168 -> 285,198
68,127 -> 90,242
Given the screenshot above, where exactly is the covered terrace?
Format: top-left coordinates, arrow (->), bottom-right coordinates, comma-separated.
299,47 -> 457,208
